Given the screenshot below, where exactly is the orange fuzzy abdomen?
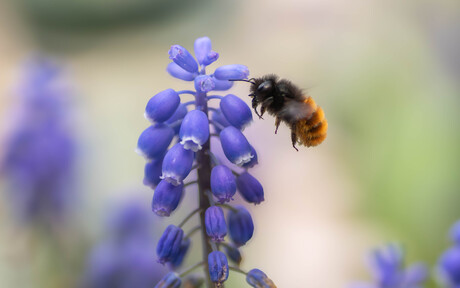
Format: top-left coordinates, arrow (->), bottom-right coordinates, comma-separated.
295,97 -> 327,147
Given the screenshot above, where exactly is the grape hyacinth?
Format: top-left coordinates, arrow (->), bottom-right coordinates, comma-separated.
350,244 -> 427,288
0,58 -> 76,225
83,200 -> 167,288
138,37 -> 276,287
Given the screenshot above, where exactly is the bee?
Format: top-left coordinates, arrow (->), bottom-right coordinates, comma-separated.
232,74 -> 327,151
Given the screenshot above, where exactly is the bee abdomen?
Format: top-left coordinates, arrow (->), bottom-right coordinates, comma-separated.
296,97 -> 327,147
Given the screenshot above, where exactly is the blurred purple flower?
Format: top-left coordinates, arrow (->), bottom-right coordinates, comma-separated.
1,58 -> 76,225
350,244 -> 427,288
84,200 -> 166,288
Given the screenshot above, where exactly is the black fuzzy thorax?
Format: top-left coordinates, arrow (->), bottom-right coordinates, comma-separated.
249,74 -> 306,117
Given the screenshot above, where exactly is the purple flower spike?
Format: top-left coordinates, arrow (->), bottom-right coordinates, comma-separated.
168,45 -> 198,73
205,206 -> 227,242
166,62 -> 196,81
214,64 -> 249,80
212,77 -> 234,91
228,206 -> 254,247
211,109 -> 231,133
194,36 -> 212,65
152,180 -> 183,217
246,269 -> 276,288
236,172 -> 264,204
179,110 -> 210,152
208,251 -> 229,286
194,75 -> 215,93
145,89 -> 181,123
156,225 -> 184,264
143,158 -> 164,188
155,272 -> 181,288
161,143 -> 194,186
220,94 -> 253,130
211,165 -> 236,203
137,124 -> 174,160
220,126 -> 253,166
242,145 -> 258,168
165,104 -> 188,134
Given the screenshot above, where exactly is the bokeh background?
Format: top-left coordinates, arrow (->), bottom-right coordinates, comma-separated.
0,0 -> 459,287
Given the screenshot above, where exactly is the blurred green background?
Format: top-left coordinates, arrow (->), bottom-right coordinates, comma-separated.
0,0 -> 459,287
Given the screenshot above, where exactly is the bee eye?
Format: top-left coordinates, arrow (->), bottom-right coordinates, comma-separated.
257,82 -> 272,92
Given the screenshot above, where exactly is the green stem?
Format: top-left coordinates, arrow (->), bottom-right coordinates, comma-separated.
178,208 -> 202,228
179,261 -> 205,278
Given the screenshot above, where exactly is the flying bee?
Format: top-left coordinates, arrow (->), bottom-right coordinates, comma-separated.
231,74 -> 327,151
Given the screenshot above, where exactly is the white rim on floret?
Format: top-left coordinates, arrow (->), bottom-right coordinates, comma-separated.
180,137 -> 203,152
135,147 -> 150,160
239,120 -> 253,131
233,152 -> 254,167
144,111 -> 155,123
160,172 -> 182,186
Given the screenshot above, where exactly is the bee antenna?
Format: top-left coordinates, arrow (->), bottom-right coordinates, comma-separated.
229,78 -> 256,85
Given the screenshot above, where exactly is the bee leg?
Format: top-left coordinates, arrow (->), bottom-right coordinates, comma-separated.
290,124 -> 299,151
274,117 -> 281,134
252,98 -> 264,119
260,106 -> 266,119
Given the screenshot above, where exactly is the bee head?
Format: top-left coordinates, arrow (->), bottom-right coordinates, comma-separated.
256,81 -> 274,94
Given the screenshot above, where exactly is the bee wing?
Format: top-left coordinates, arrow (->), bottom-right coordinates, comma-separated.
279,101 -> 314,123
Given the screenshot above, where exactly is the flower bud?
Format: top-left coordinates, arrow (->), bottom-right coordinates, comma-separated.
225,244 -> 242,265
246,269 -> 277,288
155,272 -> 181,288
220,94 -> 252,130
179,110 -> 210,152
165,104 -> 188,134
205,206 -> 227,242
166,62 -> 196,81
208,251 -> 229,286
194,36 -> 212,65
161,143 -> 194,186
152,180 -> 183,217
228,206 -> 254,247
145,89 -> 181,123
439,246 -> 460,284
220,126 -> 253,166
156,225 -> 184,264
242,145 -> 258,168
211,109 -> 231,133
236,172 -> 264,204
168,45 -> 198,73
169,237 -> 191,268
214,64 -> 249,80
137,124 -> 174,160
202,51 -> 219,66
194,75 -> 215,93
211,165 -> 236,203
143,158 -> 163,188
212,77 -> 234,91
